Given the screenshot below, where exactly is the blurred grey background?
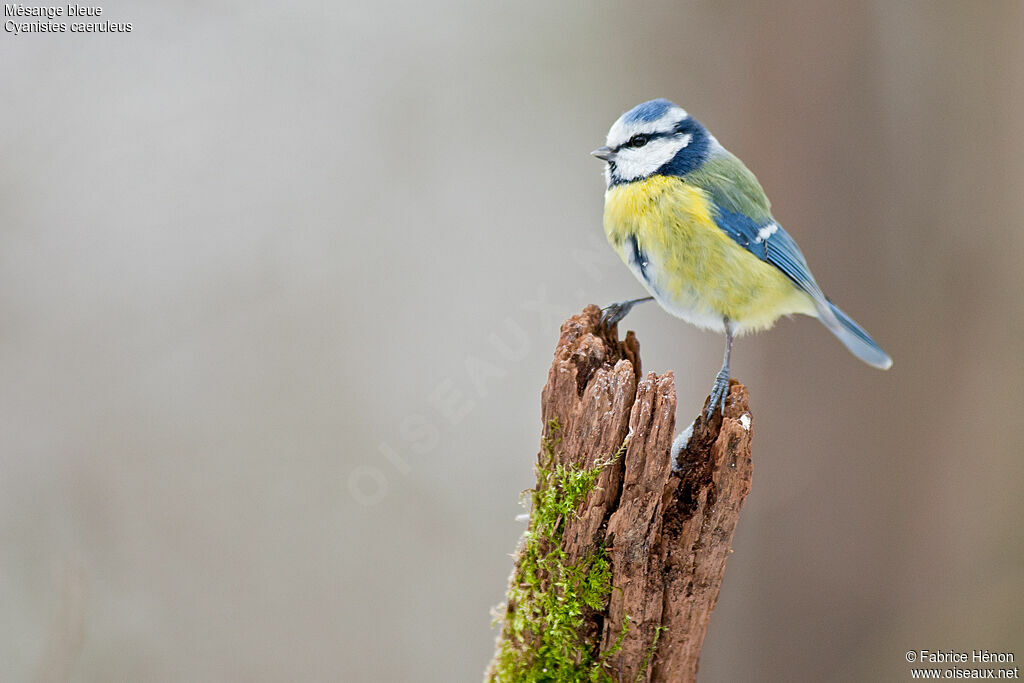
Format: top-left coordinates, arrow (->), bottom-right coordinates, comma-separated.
2,1 -> 1022,681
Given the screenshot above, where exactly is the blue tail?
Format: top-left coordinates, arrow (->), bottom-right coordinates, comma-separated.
817,300 -> 892,370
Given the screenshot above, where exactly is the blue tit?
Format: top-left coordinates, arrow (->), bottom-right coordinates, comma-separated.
592,98 -> 891,419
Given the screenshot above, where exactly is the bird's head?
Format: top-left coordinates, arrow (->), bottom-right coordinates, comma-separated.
592,98 -> 711,188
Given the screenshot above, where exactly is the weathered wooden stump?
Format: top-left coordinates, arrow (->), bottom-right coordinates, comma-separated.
487,305 -> 753,682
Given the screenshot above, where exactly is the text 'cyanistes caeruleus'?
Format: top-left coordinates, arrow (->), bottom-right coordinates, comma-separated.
592,98 -> 891,419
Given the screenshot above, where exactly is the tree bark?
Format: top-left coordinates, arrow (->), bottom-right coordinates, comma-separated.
487,305 -> 754,682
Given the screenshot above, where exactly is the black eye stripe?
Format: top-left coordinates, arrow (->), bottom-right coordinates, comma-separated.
614,130 -> 675,151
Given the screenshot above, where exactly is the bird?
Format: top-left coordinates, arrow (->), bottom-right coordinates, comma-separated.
592,98 -> 891,420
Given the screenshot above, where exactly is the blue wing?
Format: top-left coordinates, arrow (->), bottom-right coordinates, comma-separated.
711,205 -> 823,298
711,202 -> 893,369
686,150 -> 891,368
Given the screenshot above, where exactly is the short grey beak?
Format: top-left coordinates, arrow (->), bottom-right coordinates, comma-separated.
591,146 -> 615,162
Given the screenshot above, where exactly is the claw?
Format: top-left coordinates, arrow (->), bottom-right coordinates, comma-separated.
600,296 -> 655,328
704,320 -> 735,422
704,372 -> 730,421
600,302 -> 628,327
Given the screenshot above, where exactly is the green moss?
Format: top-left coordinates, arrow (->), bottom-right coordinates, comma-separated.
636,625 -> 666,681
489,420 -> 631,683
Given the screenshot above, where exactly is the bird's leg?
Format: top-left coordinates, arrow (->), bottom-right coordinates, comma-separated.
705,320 -> 735,421
601,296 -> 655,327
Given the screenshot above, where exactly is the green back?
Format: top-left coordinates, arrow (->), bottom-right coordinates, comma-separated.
685,150 -> 773,225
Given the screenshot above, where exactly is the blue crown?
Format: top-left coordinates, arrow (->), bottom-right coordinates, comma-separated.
622,98 -> 679,124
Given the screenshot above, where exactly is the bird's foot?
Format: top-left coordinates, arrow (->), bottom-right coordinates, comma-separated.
705,370 -> 731,421
600,297 -> 654,328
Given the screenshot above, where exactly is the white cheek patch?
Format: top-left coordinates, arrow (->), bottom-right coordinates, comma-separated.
606,106 -> 688,149
613,134 -> 692,182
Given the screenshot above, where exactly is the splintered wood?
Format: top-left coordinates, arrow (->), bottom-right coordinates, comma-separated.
491,305 -> 753,683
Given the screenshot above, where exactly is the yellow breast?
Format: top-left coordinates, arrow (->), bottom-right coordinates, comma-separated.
603,176 -> 816,333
